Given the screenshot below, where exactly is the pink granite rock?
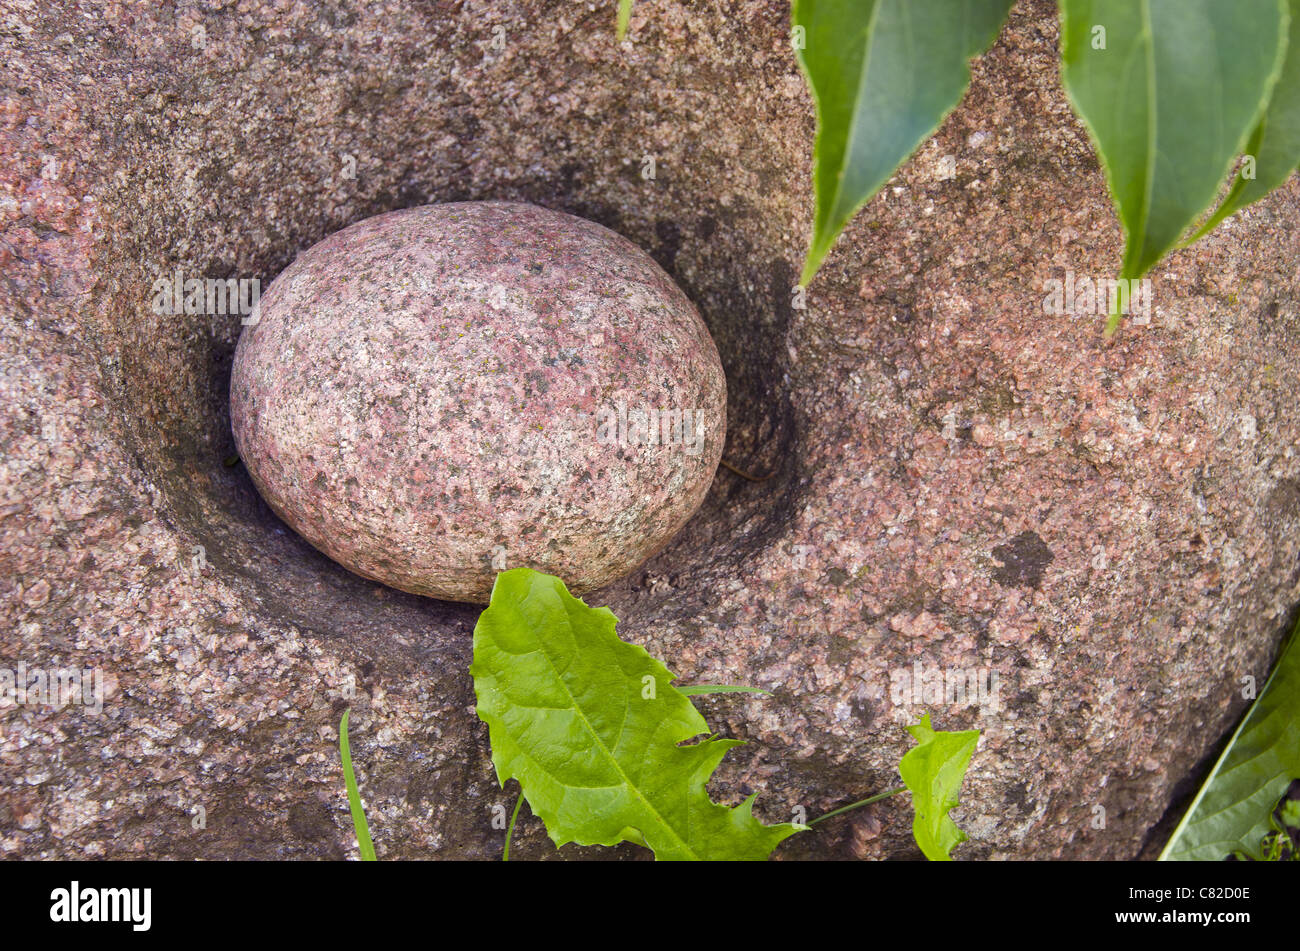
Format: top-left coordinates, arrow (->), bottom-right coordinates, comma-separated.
9,0 -> 1300,862
230,202 -> 726,603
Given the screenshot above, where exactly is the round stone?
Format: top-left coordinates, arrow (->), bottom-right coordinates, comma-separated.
230,201 -> 726,604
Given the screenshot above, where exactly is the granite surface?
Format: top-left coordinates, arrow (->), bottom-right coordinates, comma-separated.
2,0 -> 1299,859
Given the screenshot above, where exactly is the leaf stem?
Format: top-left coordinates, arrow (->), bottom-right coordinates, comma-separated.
503,788 -> 524,862
808,786 -> 905,826
616,0 -> 632,41
1104,287 -> 1124,337
679,684 -> 773,696
719,458 -> 776,482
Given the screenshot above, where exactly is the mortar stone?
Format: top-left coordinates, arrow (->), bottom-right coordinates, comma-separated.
231,201 -> 725,603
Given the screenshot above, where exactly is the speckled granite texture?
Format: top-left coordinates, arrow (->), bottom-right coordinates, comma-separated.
2,0 -> 1299,859
231,201 -> 726,603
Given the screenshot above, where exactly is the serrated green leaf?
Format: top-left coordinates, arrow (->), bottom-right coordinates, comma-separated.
1160,620 -> 1300,861
1059,0 -> 1288,289
899,713 -> 979,861
1190,0 -> 1300,243
471,567 -> 800,861
793,0 -> 1014,285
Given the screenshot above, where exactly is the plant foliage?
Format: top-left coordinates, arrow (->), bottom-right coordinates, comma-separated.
617,0 -> 633,41
339,709 -> 377,861
471,567 -> 800,860
1060,0 -> 1289,332
1160,619 -> 1300,861
899,713 -> 979,860
791,0 -> 1300,328
792,0 -> 1015,285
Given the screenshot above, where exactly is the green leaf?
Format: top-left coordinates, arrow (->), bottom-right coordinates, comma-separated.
1190,0 -> 1300,243
1059,0 -> 1288,287
899,713 -> 979,861
616,0 -> 632,41
339,709 -> 377,861
471,567 -> 800,861
793,0 -> 1014,285
1160,620 -> 1300,861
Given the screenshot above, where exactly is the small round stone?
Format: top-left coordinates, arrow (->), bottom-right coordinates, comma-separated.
230,201 -> 726,604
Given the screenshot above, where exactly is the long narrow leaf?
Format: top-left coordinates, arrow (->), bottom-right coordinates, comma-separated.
1059,0 -> 1287,289
1160,620 -> 1300,861
793,0 -> 1014,284
339,709 -> 377,862
1189,0 -> 1300,243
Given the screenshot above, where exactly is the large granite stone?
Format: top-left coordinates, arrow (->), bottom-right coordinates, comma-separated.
2,0 -> 1298,859
231,201 -> 726,604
